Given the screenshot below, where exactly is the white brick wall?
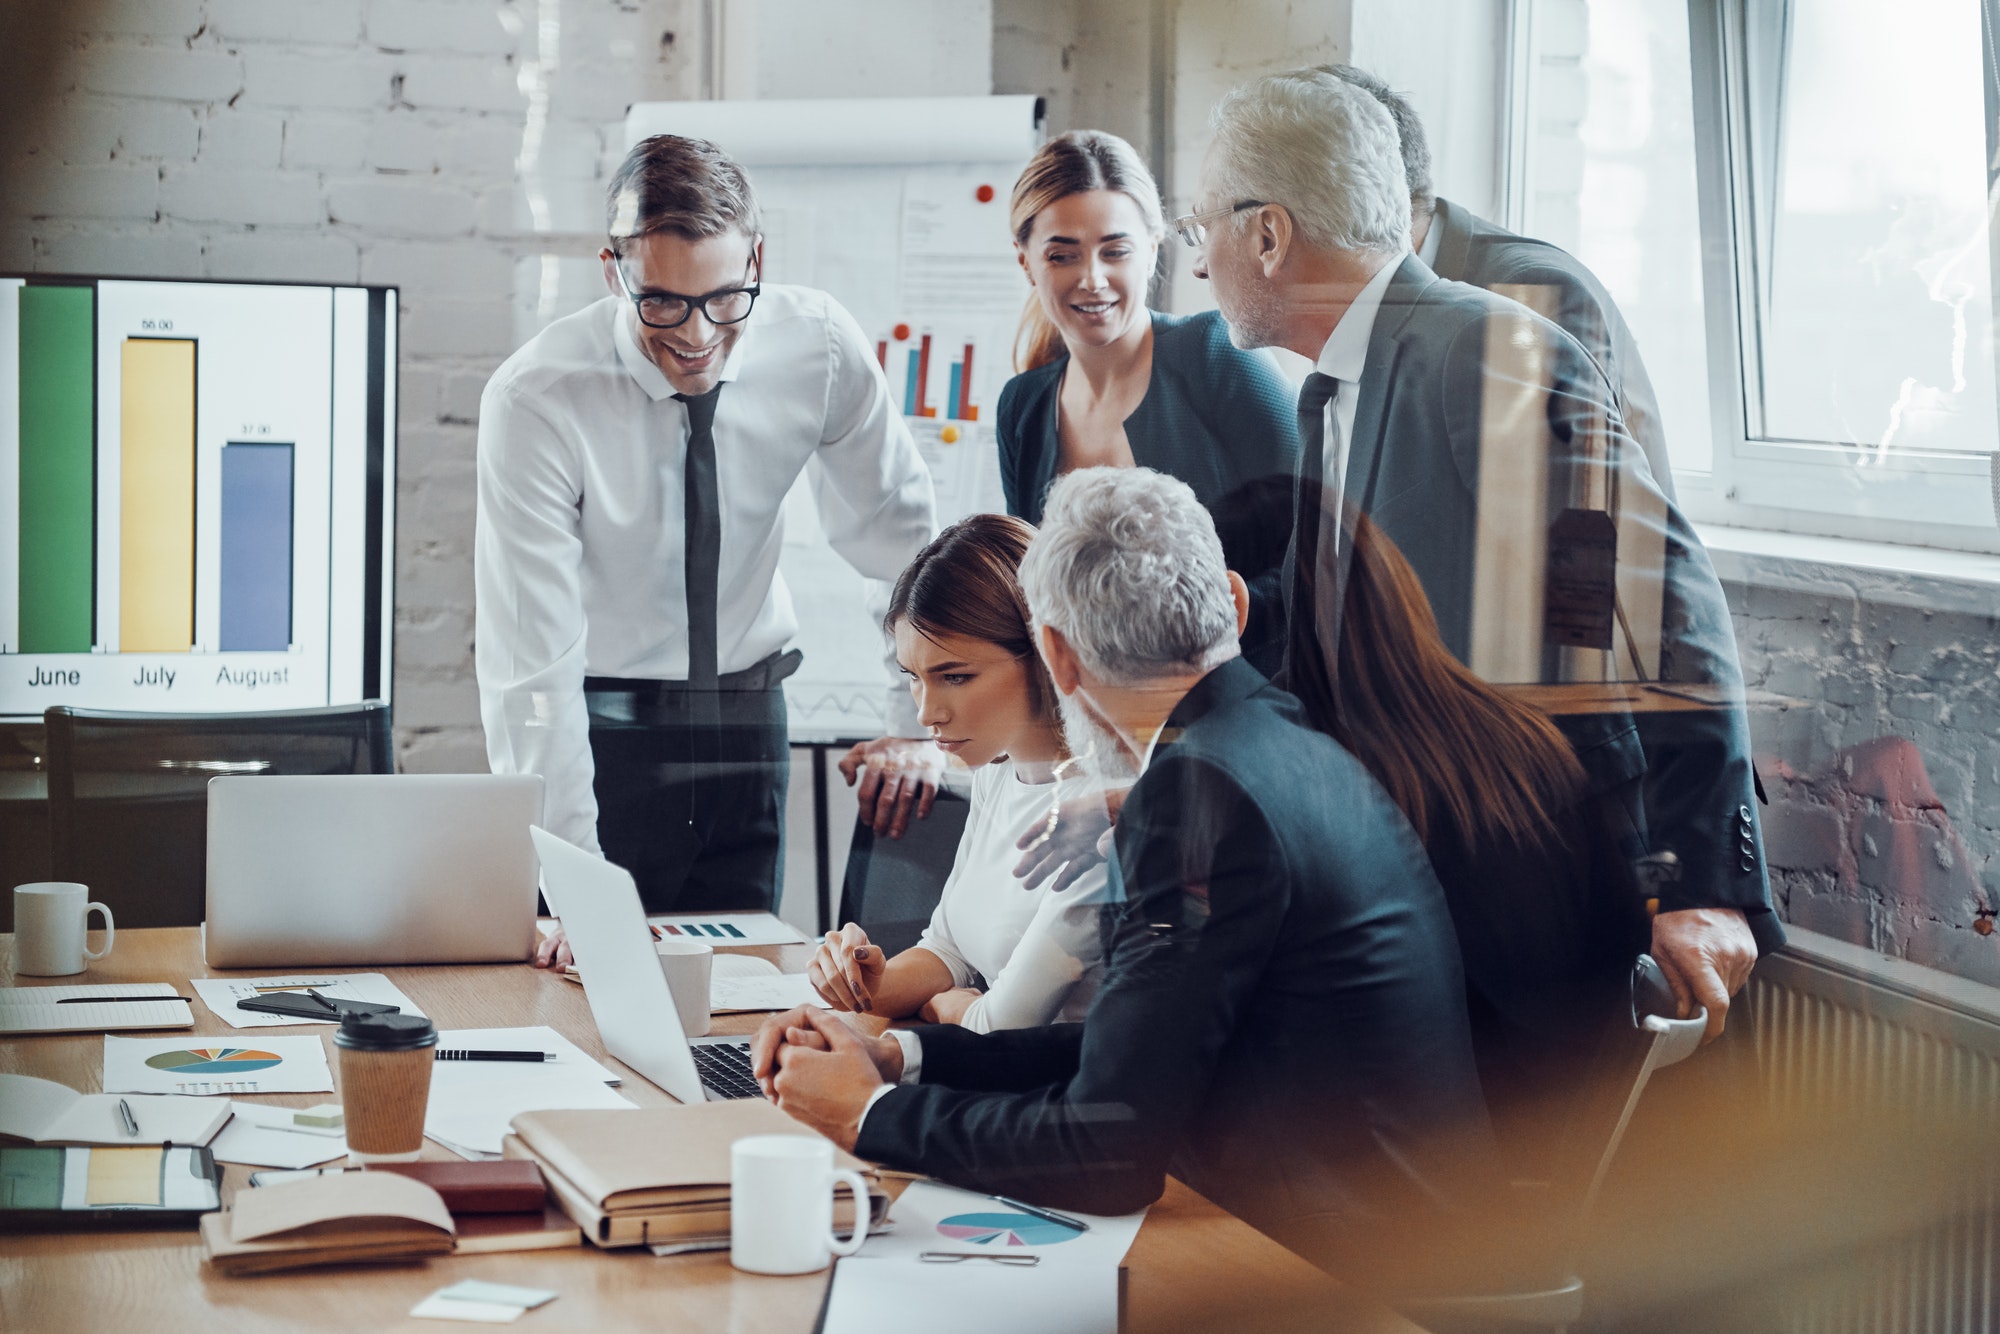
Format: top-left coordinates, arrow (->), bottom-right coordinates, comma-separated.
4,0 -> 704,770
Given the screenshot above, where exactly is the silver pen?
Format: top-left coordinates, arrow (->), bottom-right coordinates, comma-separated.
988,1193 -> 1090,1233
116,1098 -> 140,1138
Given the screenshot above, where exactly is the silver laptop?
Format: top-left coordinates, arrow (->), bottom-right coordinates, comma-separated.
205,774 -> 544,968
530,826 -> 763,1104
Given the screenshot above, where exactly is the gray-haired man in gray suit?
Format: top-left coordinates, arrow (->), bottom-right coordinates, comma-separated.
1183,67 -> 1774,1041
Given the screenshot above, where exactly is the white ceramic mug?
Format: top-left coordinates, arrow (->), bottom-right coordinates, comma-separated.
655,938 -> 713,1038
14,882 -> 114,977
730,1134 -> 870,1275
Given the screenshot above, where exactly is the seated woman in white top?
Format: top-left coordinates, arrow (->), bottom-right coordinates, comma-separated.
808,514 -> 1107,1032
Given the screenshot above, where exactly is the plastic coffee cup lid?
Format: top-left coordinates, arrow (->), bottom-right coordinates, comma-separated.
333,1011 -> 438,1050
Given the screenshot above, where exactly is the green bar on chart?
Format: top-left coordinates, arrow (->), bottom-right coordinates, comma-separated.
18,285 -> 95,653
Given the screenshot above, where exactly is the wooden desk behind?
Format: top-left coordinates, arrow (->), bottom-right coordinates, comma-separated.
0,928 -> 1415,1333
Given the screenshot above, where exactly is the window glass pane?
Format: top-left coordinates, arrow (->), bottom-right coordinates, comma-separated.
1527,0 -> 1715,475
1753,0 -> 1996,457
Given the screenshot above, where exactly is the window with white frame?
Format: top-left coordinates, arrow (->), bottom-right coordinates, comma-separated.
1510,0 -> 2000,550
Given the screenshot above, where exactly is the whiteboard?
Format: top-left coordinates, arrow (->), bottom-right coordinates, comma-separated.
625,98 -> 1041,741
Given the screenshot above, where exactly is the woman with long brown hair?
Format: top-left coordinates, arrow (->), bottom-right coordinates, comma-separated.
807,515 -> 1106,1031
997,130 -> 1300,674
1286,504 -> 1648,1116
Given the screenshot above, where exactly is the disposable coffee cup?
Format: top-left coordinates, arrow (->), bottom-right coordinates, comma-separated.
656,937 -> 713,1038
334,1011 -> 437,1163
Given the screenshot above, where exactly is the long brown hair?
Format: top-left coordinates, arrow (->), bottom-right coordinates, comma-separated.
1287,507 -> 1586,851
1009,131 -> 1167,373
885,514 -> 1057,723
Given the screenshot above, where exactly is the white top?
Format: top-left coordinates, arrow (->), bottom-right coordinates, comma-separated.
475,288 -> 937,852
911,759 -> 1108,1034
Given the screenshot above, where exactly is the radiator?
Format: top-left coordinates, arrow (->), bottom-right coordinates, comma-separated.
1742,929 -> 2000,1334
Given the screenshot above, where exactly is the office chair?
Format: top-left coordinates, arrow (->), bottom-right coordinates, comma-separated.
1397,954 -> 1709,1334
834,787 -> 973,957
43,702 -> 393,929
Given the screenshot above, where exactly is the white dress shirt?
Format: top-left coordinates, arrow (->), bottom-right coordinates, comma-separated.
1418,210 -> 1444,267
476,286 -> 936,852
1314,251 -> 1406,500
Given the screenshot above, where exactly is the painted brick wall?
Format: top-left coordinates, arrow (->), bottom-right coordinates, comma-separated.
2,0 -> 705,772
1724,564 -> 2000,987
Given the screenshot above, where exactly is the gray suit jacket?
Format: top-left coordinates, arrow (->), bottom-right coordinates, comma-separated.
1428,197 -> 1677,504
1285,254 -> 1780,949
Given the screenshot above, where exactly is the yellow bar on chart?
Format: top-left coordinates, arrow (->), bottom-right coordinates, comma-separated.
120,338 -> 197,652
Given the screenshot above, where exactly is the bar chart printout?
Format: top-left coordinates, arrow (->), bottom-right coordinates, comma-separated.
120,337 -> 197,653
218,443 -> 294,651
18,285 -> 93,654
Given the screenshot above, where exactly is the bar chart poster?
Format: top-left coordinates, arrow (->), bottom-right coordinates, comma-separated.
0,277 -> 395,716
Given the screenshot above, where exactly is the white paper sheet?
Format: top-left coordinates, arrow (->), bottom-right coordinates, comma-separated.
648,912 -> 808,946
861,1181 -> 1147,1268
710,974 -> 820,1014
208,1101 -> 348,1168
102,1034 -> 333,1097
431,1026 -> 622,1084
537,911 -> 809,947
823,1256 -> 1119,1334
424,1026 -> 634,1157
411,1279 -> 558,1322
0,983 -> 192,1035
187,973 -> 426,1028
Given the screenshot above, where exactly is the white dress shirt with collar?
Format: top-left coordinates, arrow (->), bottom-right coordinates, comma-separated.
1417,209 -> 1443,268
1313,249 -> 1407,498
476,286 -> 936,853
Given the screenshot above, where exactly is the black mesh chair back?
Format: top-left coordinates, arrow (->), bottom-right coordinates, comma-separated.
834,789 -> 972,958
44,702 -> 393,929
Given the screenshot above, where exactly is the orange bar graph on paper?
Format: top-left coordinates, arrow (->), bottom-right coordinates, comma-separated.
120,338 -> 198,652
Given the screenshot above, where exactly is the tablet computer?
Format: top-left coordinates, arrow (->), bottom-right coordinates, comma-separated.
0,1145 -> 223,1231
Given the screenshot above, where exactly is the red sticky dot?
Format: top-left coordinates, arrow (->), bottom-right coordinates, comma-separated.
975,184 -> 996,204
893,323 -> 911,341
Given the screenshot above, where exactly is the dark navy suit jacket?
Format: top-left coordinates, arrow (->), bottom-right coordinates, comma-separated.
1284,254 -> 1779,950
854,657 -> 1492,1276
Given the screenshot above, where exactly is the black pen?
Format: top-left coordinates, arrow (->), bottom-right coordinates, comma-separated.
55,994 -> 191,1004
989,1193 -> 1091,1233
434,1050 -> 556,1062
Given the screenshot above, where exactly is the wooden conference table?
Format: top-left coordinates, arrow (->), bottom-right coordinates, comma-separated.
0,928 -> 1421,1333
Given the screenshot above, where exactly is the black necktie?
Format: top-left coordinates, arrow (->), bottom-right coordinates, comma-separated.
675,386 -> 724,692
1296,371 -> 1339,487
1293,371 -> 1348,687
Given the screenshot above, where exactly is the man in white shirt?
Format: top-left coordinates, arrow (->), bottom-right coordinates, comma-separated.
476,135 -> 937,915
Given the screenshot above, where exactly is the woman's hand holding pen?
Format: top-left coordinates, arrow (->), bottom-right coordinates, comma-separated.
809,923 -> 886,1013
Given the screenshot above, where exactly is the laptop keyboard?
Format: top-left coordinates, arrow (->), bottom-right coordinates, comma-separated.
692,1041 -> 764,1100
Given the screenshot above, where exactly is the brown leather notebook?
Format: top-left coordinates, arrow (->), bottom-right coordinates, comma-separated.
369,1160 -> 548,1214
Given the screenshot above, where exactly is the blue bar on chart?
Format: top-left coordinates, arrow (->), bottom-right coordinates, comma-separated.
218,442 -> 295,651
903,349 -> 920,416
946,362 -> 963,419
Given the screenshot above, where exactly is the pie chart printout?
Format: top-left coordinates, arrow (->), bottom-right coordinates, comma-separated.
143,1047 -> 285,1075
935,1211 -> 1084,1247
